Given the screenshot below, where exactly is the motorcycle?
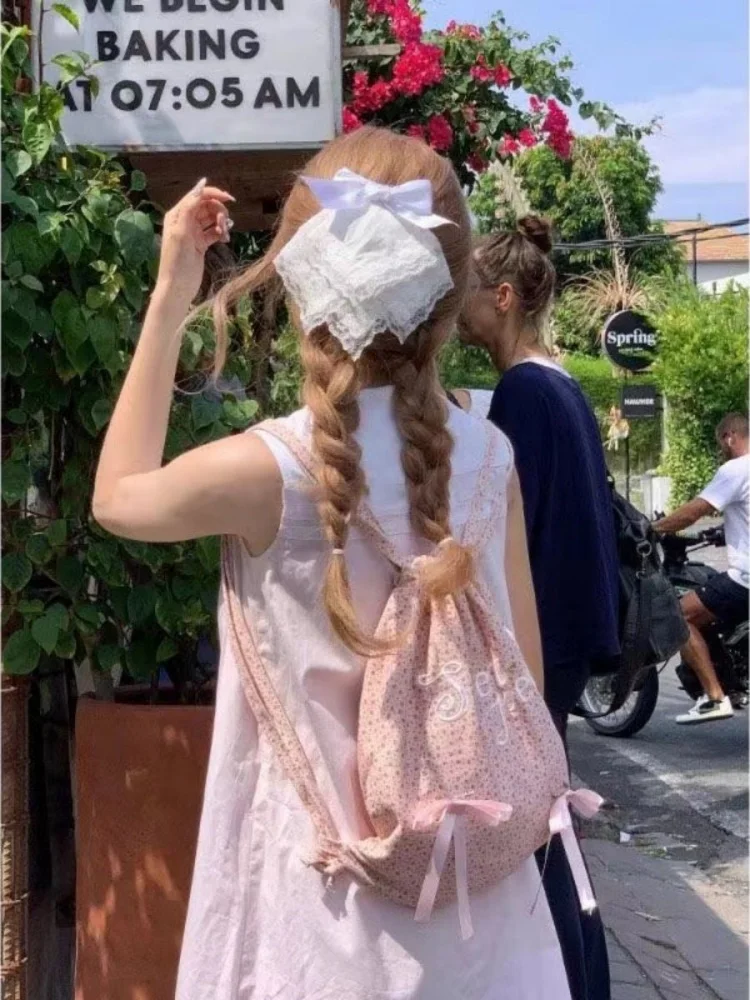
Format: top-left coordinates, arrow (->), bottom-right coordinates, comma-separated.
578,525 -> 748,737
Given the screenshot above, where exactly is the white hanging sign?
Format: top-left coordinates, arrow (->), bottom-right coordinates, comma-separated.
40,0 -> 342,151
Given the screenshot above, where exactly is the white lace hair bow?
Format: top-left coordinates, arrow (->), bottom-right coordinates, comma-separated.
274,168 -> 455,360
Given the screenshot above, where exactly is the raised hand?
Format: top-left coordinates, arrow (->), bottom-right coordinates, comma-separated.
155,178 -> 236,306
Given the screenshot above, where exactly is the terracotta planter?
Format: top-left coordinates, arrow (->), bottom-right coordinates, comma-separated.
1,676 -> 30,1000
74,700 -> 214,1000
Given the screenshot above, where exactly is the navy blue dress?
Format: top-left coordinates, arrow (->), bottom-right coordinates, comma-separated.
488,361 -> 617,1000
489,361 -> 620,727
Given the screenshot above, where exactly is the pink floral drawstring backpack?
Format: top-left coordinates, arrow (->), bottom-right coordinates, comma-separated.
222,419 -> 602,940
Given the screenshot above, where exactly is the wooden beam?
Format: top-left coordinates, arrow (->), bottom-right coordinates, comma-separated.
343,44 -> 402,59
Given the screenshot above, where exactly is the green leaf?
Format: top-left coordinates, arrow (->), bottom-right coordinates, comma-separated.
17,599 -> 44,616
46,604 -> 70,629
3,628 -> 41,675
85,286 -> 108,310
122,271 -> 145,310
6,150 -> 32,179
74,603 -> 102,633
25,534 -> 51,565
156,635 -> 178,662
37,211 -> 64,237
51,3 -> 81,30
113,209 -> 154,266
191,395 -> 221,431
171,575 -> 198,602
2,460 -> 31,504
126,636 -> 157,681
3,343 -> 27,378
2,553 -> 32,592
109,587 -> 129,623
127,583 -> 157,625
22,117 -> 53,165
7,221 -> 55,273
31,611 -> 61,654
59,225 -> 83,265
195,535 -> 220,572
89,314 -> 119,372
19,274 -> 44,292
54,629 -> 77,659
52,290 -> 88,356
10,194 -> 39,218
91,398 -> 112,431
155,593 -> 181,634
97,643 -> 121,672
68,339 -> 96,378
5,409 -> 26,425
222,398 -> 259,429
55,555 -> 84,595
46,520 -> 68,547
130,169 -> 147,192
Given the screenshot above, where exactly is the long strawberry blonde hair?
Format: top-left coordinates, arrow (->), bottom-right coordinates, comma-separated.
211,127 -> 473,654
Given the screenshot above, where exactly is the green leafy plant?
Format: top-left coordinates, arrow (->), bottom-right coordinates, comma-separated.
1,16 -> 258,691
509,135 -> 683,288
652,283 -> 749,506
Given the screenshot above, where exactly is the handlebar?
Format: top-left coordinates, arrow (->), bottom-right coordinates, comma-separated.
659,526 -> 726,553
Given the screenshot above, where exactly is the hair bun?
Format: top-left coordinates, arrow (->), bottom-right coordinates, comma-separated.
517,215 -> 553,255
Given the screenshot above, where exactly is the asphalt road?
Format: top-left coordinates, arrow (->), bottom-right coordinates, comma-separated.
569,531 -> 748,913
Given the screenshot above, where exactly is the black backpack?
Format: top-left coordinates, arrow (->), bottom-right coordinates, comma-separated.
591,479 -> 689,713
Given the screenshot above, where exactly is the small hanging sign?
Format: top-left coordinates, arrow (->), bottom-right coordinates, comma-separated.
602,310 -> 658,373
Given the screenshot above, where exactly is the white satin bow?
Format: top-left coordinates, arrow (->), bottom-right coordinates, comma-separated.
302,168 -> 454,231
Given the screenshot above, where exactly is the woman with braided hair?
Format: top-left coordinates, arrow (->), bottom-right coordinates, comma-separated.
93,128 -> 604,998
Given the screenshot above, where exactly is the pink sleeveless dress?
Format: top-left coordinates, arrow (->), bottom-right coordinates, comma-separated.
176,387 -> 572,1000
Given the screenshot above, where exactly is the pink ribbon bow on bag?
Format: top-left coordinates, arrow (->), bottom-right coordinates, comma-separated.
413,798 -> 513,940
549,788 -> 604,913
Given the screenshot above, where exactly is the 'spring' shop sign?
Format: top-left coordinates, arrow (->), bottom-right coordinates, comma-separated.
41,0 -> 342,151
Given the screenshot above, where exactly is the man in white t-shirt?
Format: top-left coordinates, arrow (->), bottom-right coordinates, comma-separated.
655,413 -> 749,724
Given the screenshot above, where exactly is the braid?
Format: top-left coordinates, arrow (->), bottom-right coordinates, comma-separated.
391,333 -> 474,599
301,330 -> 391,656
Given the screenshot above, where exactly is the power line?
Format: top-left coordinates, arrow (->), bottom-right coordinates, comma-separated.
552,217 -> 749,253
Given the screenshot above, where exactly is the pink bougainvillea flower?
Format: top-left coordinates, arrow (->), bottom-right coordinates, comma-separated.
390,0 -> 422,44
446,20 -> 481,37
467,150 -> 489,173
367,0 -> 394,14
463,104 -> 480,134
342,107 -> 363,133
541,98 -> 574,159
493,64 -> 512,87
392,42 -> 444,96
529,95 -> 544,113
351,71 -> 393,114
517,128 -> 537,148
427,113 -> 454,151
406,123 -> 427,140
470,54 -> 493,83
499,134 -> 521,156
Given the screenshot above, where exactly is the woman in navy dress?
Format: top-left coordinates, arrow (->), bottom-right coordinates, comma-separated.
459,215 -> 619,1000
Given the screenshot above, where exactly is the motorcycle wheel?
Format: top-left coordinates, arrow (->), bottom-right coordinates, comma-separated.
579,667 -> 660,738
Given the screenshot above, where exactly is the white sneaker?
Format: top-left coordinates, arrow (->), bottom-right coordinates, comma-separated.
676,694 -> 734,725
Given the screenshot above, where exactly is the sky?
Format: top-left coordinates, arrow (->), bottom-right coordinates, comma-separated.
423,0 -> 748,223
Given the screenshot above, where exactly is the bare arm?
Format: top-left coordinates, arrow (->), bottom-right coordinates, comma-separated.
654,497 -> 715,534
505,468 -> 544,694
451,388 -> 472,411
93,181 -> 282,552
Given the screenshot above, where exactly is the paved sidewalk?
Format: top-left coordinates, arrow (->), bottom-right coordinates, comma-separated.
583,839 -> 748,1000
